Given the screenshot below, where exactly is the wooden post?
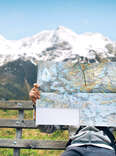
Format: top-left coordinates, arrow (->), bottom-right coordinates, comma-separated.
13,104 -> 24,156
33,105 -> 36,121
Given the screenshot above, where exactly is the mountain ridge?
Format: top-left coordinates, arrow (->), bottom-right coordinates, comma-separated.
0,26 -> 116,66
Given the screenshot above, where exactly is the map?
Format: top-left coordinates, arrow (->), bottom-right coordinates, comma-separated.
36,60 -> 116,126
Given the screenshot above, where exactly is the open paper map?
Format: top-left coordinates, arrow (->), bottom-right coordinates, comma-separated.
36,60 -> 116,126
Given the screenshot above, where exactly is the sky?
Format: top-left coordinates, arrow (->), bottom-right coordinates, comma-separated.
0,0 -> 116,40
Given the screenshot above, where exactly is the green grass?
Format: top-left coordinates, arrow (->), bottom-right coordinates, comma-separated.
0,109 -> 116,155
0,109 -> 68,156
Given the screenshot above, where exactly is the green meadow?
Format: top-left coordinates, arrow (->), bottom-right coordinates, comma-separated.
0,109 -> 68,156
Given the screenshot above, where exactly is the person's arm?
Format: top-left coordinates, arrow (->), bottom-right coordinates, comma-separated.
29,83 -> 40,105
29,83 -> 40,120
29,83 -> 67,133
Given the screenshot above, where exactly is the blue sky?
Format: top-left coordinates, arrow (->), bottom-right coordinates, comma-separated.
0,0 -> 116,40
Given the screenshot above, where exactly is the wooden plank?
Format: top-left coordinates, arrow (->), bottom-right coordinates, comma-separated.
0,101 -> 33,110
0,119 -> 68,130
0,119 -> 36,129
0,139 -> 66,150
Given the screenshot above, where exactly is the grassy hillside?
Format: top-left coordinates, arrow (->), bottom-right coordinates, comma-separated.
0,109 -> 68,156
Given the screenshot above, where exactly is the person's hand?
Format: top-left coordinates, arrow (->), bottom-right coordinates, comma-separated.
29,83 -> 40,104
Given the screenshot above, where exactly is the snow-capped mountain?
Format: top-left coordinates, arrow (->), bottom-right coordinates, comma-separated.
0,26 -> 116,66
0,26 -> 116,100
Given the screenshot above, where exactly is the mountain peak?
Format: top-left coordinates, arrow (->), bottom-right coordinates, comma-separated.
56,25 -> 77,34
57,25 -> 68,30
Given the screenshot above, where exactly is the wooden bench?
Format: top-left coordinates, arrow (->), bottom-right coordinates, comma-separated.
0,101 -> 67,156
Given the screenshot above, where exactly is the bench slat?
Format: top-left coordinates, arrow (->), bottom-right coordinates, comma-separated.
0,139 -> 66,150
0,119 -> 36,128
0,101 -> 33,110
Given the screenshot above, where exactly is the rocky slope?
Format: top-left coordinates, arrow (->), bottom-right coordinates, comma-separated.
0,59 -> 37,100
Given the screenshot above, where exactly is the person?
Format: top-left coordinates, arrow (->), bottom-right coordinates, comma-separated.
29,83 -> 40,120
29,84 -> 116,156
61,126 -> 116,156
